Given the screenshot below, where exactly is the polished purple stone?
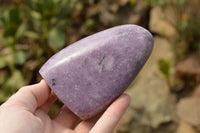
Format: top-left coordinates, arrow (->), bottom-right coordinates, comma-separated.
39,24 -> 154,120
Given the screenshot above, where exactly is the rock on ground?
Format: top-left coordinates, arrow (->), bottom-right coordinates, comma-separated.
176,121 -> 196,133
115,37 -> 176,133
176,97 -> 200,126
149,6 -> 178,38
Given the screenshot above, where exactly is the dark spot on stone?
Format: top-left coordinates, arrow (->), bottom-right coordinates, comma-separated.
119,31 -> 123,35
87,82 -> 92,86
118,31 -> 126,36
98,54 -> 106,66
51,79 -> 56,86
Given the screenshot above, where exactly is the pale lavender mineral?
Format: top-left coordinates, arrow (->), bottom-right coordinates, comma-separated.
39,24 -> 154,120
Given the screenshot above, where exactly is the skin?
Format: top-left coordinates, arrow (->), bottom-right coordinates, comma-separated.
0,80 -> 130,133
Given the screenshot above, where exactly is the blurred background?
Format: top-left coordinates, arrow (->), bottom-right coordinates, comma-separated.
0,0 -> 200,132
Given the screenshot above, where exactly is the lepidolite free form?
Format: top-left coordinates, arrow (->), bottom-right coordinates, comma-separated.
39,24 -> 154,120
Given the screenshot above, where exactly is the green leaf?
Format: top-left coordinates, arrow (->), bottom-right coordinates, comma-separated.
0,72 -> 9,103
48,28 -> 66,52
55,20 -> 68,30
9,7 -> 21,24
13,51 -> 30,65
85,19 -> 97,31
0,91 -> 7,104
0,6 -> 10,26
129,0 -> 137,5
15,22 -> 28,40
0,50 -> 15,69
0,56 -> 8,69
0,34 -> 7,46
3,70 -> 25,94
158,59 -> 171,79
24,31 -> 40,39
0,71 -> 8,85
30,11 -> 41,20
0,16 -> 4,27
4,23 -> 18,37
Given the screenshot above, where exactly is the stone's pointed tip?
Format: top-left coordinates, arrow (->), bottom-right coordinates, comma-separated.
116,24 -> 154,49
39,24 -> 154,120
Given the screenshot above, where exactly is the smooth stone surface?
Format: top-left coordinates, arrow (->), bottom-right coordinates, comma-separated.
39,24 -> 154,120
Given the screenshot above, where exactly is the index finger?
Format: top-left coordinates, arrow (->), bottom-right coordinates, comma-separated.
90,94 -> 130,133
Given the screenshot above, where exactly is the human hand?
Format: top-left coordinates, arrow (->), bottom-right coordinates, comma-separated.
0,80 -> 130,133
